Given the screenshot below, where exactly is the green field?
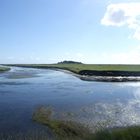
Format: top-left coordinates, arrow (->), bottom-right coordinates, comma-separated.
0,66 -> 10,72
9,64 -> 140,73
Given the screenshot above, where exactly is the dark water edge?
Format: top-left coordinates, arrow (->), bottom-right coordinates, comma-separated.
79,70 -> 140,77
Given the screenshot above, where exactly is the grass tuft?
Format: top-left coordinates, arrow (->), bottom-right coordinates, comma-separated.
32,106 -> 93,139
32,106 -> 140,140
0,66 -> 10,72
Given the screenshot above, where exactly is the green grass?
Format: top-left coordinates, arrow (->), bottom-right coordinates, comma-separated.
0,66 -> 10,72
7,64 -> 140,73
93,126 -> 140,140
1,126 -> 140,140
32,106 -> 140,140
32,106 -> 93,140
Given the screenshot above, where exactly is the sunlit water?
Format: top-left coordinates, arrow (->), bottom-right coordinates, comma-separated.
0,67 -> 140,134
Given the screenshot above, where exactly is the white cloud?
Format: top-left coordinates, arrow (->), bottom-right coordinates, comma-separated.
78,46 -> 140,64
7,57 -> 14,60
100,46 -> 140,64
101,3 -> 140,40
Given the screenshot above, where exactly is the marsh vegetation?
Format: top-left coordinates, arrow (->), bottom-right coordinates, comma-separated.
32,106 -> 140,140
0,66 -> 10,72
7,63 -> 140,73
7,63 -> 140,78
7,63 -> 140,81
32,106 -> 93,139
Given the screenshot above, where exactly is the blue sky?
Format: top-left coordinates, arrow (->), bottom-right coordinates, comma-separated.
1,0 -> 140,64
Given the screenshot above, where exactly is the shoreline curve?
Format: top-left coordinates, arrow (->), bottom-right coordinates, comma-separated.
5,65 -> 140,82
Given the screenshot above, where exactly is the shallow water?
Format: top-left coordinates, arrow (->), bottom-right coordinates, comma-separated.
0,67 -> 140,134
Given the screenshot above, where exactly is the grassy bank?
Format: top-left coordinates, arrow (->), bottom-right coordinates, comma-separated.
6,64 -> 140,77
32,106 -> 140,140
0,66 -> 10,72
6,64 -> 140,72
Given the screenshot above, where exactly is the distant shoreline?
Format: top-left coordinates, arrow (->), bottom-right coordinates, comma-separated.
4,64 -> 140,82
42,67 -> 140,82
44,68 -> 140,82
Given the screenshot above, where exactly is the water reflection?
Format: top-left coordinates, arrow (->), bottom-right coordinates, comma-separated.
0,67 -> 140,134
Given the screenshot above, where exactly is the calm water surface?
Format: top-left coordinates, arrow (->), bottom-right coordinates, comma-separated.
0,67 -> 140,134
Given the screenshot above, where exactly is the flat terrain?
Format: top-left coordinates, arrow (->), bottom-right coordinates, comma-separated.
7,64 -> 140,77
6,64 -> 140,72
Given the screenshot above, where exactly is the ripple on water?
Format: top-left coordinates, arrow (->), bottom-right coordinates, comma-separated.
0,81 -> 30,86
0,67 -> 140,134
